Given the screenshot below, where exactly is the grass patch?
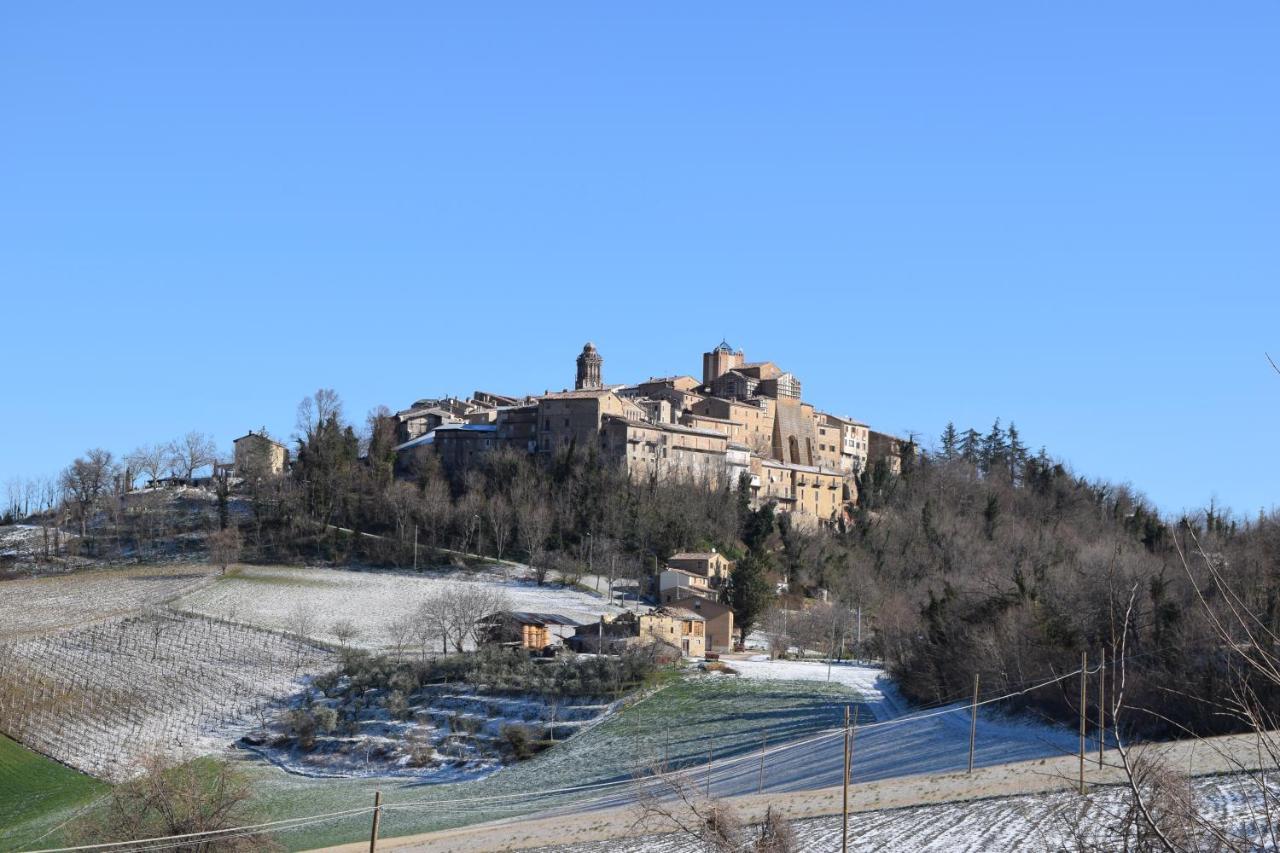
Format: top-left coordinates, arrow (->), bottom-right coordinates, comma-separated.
0,734 -> 107,849
218,566 -> 333,588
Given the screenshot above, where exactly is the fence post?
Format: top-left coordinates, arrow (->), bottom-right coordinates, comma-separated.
842,705 -> 851,853
758,729 -> 767,794
1079,650 -> 1087,795
1098,653 -> 1106,768
369,790 -> 382,853
967,672 -> 979,774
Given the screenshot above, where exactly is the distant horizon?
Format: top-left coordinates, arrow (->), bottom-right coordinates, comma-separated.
2,4 -> 1276,519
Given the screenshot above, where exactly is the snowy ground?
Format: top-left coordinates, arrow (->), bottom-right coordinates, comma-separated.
0,612 -> 335,780
528,773 -> 1280,852
175,564 -> 635,650
246,687 -> 612,782
0,564 -> 215,638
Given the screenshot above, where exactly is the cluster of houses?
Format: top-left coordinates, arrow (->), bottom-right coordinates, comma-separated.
392,340 -> 911,528
480,551 -> 736,660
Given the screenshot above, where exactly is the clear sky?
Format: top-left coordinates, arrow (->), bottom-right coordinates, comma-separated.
1,3 -> 1276,517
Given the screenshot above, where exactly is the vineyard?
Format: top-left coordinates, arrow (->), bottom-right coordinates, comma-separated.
0,564 -> 214,639
0,612 -> 336,780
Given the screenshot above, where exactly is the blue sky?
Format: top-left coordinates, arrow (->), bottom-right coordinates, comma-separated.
1,3 -> 1276,517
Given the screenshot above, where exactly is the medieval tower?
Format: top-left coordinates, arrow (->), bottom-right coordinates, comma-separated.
575,342 -> 603,390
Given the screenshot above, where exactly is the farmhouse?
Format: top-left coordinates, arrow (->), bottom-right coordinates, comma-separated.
568,607 -> 706,658
658,567 -> 714,603
477,611 -> 589,653
233,430 -> 289,478
667,596 -> 734,653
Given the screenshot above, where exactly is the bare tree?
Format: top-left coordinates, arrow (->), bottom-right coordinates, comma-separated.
59,448 -> 117,538
418,478 -> 451,548
296,388 -> 342,445
330,619 -> 359,649
70,754 -> 279,851
631,763 -> 744,853
517,502 -> 553,584
486,493 -> 514,564
125,443 -> 169,490
385,614 -> 414,658
207,526 -> 242,575
414,597 -> 451,658
440,584 -> 511,652
287,603 -> 316,640
167,431 -> 218,482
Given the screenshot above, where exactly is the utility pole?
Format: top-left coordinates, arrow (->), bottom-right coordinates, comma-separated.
967,672 -> 979,774
412,527 -> 418,570
1079,650 -> 1087,795
758,729 -> 767,794
1098,653 -> 1106,768
368,790 -> 382,853
855,606 -> 862,661
842,705 -> 851,853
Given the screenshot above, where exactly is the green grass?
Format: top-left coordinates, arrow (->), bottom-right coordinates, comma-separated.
219,566 -> 334,588
0,735 -> 107,849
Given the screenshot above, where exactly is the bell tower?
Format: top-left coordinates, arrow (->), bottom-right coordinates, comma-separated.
575,342 -> 603,390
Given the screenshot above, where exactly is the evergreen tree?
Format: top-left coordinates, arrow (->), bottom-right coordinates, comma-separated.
1006,422 -> 1028,484
979,419 -> 1007,475
959,428 -> 982,464
939,423 -> 959,460
726,548 -> 774,644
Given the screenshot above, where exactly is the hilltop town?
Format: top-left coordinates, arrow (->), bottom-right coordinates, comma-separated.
232,341 -> 910,529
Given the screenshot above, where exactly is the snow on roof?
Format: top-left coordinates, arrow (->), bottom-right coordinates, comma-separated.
670,552 -> 718,561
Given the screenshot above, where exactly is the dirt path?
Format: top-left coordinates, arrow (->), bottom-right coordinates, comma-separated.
313,732 -> 1275,852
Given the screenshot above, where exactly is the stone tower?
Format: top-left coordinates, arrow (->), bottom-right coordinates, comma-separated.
702,339 -> 745,386
575,342 -> 603,390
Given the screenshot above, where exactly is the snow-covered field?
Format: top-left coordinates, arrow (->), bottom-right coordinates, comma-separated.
0,612 -> 335,780
530,773 -> 1280,852
175,564 -> 632,650
0,565 -> 214,638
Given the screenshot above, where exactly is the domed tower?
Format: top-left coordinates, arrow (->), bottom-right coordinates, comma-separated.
575,342 -> 603,390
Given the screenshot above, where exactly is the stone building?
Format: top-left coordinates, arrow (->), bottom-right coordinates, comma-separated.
537,389 -> 644,455
668,596 -> 734,653
868,430 -> 912,475
568,607 -> 706,658
233,431 -> 288,478
815,414 -> 870,474
599,417 -> 730,484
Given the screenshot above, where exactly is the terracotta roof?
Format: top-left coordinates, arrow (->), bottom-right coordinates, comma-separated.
670,552 -> 718,561
654,606 -> 705,622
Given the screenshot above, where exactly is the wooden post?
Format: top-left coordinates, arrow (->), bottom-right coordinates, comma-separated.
842,705 -> 851,853
412,527 -> 418,570
1079,650 -> 1087,795
706,739 -> 713,796
369,790 -> 382,853
758,729 -> 767,794
967,672 -> 979,774
1098,654 -> 1106,768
